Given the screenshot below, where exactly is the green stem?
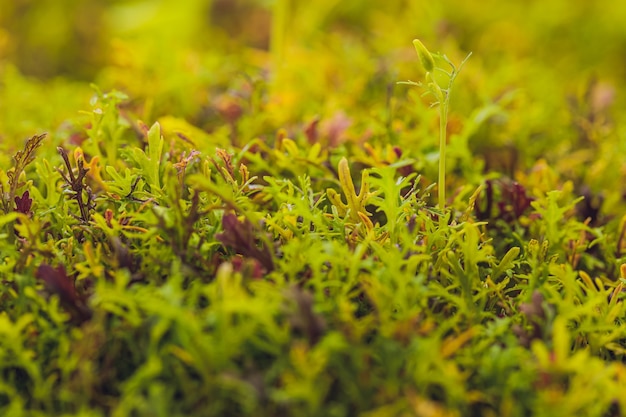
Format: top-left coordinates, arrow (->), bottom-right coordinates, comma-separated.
271,0 -> 289,85
438,99 -> 449,210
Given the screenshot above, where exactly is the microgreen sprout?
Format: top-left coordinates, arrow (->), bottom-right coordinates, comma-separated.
399,39 -> 471,210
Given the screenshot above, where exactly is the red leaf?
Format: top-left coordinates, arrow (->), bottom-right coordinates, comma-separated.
216,213 -> 274,272
14,190 -> 33,215
35,264 -> 92,323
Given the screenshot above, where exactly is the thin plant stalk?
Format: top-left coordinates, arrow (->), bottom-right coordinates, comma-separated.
399,40 -> 471,211
437,52 -> 471,209
438,98 -> 448,209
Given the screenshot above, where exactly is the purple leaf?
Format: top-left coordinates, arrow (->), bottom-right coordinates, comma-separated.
476,179 -> 533,222
36,264 -> 92,324
216,213 -> 274,272
14,190 -> 33,215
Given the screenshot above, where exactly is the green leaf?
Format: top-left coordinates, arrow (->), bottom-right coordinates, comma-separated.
126,122 -> 164,195
492,246 -> 520,280
105,166 -> 138,196
147,122 -> 164,190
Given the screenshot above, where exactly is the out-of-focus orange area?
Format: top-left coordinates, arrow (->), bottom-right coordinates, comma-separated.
1,0 -> 626,211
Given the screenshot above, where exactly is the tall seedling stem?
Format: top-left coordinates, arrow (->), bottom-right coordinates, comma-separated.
438,95 -> 449,210
399,40 -> 471,210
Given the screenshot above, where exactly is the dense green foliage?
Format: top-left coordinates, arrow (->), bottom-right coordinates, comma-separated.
2,1 -> 626,416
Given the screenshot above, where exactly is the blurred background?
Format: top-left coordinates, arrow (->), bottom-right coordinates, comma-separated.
1,0 -> 626,212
